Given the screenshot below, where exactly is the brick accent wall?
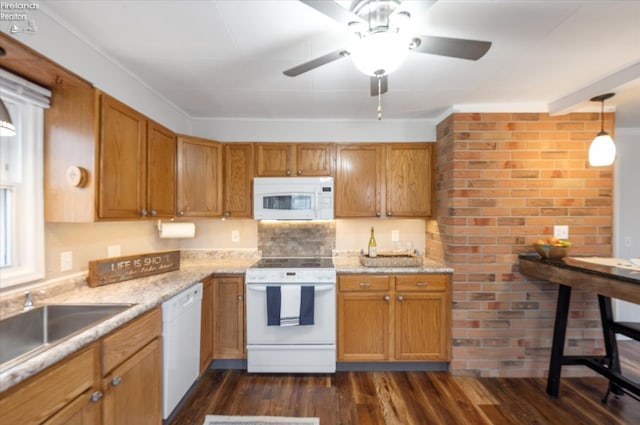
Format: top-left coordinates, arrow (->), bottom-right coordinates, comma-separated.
434,112 -> 614,377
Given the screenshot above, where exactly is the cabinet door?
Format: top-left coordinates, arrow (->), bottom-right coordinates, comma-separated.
337,292 -> 391,361
42,389 -> 101,425
200,276 -> 215,373
386,143 -> 432,217
255,143 -> 293,176
295,143 -> 333,176
98,94 -> 147,218
177,136 -> 223,217
335,144 -> 385,217
394,274 -> 451,361
223,143 -> 254,218
146,120 -> 176,218
213,275 -> 246,358
102,339 -> 162,425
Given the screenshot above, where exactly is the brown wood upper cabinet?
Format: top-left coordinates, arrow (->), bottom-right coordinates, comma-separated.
223,143 -> 254,218
98,93 -> 176,219
176,136 -> 223,217
335,143 -> 433,218
256,143 -> 333,177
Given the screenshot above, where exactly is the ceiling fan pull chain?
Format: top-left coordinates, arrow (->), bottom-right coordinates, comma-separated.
377,75 -> 383,120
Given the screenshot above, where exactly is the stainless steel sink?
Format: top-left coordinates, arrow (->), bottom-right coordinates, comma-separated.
0,304 -> 132,368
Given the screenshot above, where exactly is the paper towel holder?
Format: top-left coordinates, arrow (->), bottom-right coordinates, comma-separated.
156,219 -> 196,239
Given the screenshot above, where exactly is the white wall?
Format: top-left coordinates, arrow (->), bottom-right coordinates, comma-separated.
613,128 -> 640,322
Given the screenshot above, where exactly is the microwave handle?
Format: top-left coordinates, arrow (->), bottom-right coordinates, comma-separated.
246,284 -> 334,292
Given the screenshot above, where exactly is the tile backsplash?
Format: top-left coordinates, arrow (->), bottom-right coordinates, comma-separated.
258,221 -> 335,257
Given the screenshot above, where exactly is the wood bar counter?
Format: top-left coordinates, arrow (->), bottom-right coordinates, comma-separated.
519,253 -> 640,401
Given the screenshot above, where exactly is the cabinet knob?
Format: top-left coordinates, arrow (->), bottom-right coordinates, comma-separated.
359,282 -> 370,287
178,210 -> 185,216
384,295 -> 390,301
416,282 -> 427,287
224,211 -> 231,218
297,170 -> 302,175
140,209 -> 148,217
150,209 -> 157,217
89,391 -> 103,403
237,295 -> 243,301
397,295 -> 404,301
111,376 -> 122,386
286,170 -> 291,176
376,211 -> 381,217
387,211 -> 392,217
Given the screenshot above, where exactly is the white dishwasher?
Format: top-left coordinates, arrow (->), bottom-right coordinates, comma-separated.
162,282 -> 203,419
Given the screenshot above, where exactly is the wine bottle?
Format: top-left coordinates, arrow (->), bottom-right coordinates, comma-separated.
368,227 -> 377,258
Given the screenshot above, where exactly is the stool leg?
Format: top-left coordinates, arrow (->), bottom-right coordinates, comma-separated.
598,295 -> 623,403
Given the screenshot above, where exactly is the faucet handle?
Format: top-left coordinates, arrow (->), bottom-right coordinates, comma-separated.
24,291 -> 34,310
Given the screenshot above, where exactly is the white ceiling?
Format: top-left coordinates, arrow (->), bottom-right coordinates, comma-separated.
39,0 -> 640,126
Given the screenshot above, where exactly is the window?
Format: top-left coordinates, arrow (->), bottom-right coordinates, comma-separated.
0,70 -> 50,288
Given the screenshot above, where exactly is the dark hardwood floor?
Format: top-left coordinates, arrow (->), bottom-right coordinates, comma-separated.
169,341 -> 640,425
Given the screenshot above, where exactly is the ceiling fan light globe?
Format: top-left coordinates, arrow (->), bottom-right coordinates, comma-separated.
588,131 -> 616,166
350,31 -> 409,76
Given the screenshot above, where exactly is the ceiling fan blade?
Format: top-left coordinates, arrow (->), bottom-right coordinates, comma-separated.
370,75 -> 388,96
283,49 -> 349,77
298,0 -> 365,26
412,35 -> 492,61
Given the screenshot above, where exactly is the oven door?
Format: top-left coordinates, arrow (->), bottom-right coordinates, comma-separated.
245,282 -> 336,345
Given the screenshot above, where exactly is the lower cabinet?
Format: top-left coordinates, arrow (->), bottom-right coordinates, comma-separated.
337,273 -> 451,362
213,274 -> 246,359
200,275 -> 215,373
0,307 -> 162,425
0,344 -> 100,425
101,307 -> 162,425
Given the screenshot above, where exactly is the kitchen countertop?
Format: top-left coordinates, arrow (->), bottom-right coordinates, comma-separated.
0,252 -> 450,392
0,255 -> 258,393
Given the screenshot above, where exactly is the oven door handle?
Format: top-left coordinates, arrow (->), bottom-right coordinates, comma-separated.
246,284 -> 334,292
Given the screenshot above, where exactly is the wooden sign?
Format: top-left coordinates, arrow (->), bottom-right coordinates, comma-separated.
88,250 -> 180,287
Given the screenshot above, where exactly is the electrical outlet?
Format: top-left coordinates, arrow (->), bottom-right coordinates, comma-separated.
107,244 -> 121,258
553,225 -> 569,239
231,230 -> 240,242
60,251 -> 73,272
391,230 -> 400,242
625,236 -> 632,248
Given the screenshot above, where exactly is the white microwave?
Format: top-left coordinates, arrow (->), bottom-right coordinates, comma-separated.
253,177 -> 334,220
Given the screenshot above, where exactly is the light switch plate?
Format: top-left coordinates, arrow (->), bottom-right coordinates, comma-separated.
391,230 -> 400,242
553,225 -> 569,239
231,230 -> 240,242
60,251 -> 73,272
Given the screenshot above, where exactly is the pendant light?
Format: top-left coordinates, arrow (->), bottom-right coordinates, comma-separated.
588,93 -> 615,166
0,47 -> 16,137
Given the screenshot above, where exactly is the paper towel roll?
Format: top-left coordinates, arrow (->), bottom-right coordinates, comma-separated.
158,222 -> 196,238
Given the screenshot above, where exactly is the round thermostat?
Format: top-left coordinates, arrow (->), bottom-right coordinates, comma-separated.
65,166 -> 88,187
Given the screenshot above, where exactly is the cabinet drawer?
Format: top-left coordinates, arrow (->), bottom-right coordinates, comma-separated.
101,307 -> 161,375
0,344 -> 98,425
339,275 -> 390,292
395,274 -> 448,292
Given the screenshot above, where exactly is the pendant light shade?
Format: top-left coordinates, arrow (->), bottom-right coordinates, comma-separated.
588,93 -> 615,166
0,98 -> 16,137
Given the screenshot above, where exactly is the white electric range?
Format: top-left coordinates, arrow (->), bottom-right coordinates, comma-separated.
245,257 -> 336,373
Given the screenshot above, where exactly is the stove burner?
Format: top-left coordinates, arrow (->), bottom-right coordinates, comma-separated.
251,257 -> 334,269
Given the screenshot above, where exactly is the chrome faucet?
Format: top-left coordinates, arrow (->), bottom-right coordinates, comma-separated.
23,291 -> 34,310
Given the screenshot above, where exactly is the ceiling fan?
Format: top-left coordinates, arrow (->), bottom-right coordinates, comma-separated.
283,0 -> 492,118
